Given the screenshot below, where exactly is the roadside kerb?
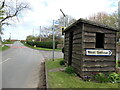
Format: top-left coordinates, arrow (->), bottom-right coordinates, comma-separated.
45,60 -> 49,88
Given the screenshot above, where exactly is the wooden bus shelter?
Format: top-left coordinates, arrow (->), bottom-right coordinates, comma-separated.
63,18 -> 118,76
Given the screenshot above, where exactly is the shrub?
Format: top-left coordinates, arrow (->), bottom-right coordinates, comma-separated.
26,41 -> 35,46
37,41 -> 53,48
94,73 -> 109,83
108,72 -> 120,83
59,60 -> 65,65
6,40 -> 11,42
65,66 -> 75,74
27,41 -> 59,49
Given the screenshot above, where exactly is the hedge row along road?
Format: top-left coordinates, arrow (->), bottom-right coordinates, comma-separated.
2,41 -> 63,88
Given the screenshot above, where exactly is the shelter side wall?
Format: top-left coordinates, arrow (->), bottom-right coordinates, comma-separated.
72,27 -> 82,74
82,24 -> 116,76
64,31 -> 69,64
64,25 -> 83,75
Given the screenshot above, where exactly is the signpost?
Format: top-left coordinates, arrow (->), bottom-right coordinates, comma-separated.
86,49 -> 112,56
52,20 -> 59,61
54,20 -> 59,25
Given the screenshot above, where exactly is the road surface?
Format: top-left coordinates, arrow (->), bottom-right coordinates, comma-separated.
2,41 -> 63,88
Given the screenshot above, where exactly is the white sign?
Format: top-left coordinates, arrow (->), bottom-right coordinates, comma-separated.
86,49 -> 112,56
54,20 -> 59,25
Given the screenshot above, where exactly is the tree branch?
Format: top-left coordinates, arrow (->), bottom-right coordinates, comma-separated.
0,12 -> 17,23
0,0 -> 5,10
0,0 -> 30,23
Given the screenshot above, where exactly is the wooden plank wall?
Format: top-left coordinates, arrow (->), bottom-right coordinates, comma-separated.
82,24 -> 116,76
64,31 -> 69,64
64,25 -> 83,74
72,27 -> 82,74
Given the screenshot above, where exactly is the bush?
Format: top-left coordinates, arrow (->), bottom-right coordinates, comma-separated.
20,41 -> 24,43
6,40 -> 11,42
59,60 -> 65,65
26,41 -> 35,46
91,72 -> 120,83
36,41 -> 53,49
94,73 -> 109,83
65,66 -> 75,74
26,41 -> 59,49
108,72 -> 120,83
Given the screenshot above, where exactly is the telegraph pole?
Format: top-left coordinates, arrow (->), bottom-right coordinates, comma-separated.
60,9 -> 66,50
52,20 -> 55,61
118,1 -> 120,31
9,33 -> 11,40
39,26 -> 41,42
0,23 -> 2,46
33,29 -> 34,37
60,9 -> 67,27
118,1 -> 120,42
60,9 -> 66,17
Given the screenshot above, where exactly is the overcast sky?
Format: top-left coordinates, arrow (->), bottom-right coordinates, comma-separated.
1,0 -> 119,40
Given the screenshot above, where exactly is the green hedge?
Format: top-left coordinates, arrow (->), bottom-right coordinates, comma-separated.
26,41 -> 59,49
26,41 -> 35,46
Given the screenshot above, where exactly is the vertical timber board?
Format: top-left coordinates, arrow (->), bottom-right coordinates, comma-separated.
72,25 -> 83,75
65,27 -> 76,66
81,23 -> 85,76
64,32 -> 69,64
115,32 -> 117,67
68,31 -> 73,66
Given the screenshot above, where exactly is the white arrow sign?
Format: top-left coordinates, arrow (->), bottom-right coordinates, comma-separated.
54,20 -> 59,25
86,49 -> 112,56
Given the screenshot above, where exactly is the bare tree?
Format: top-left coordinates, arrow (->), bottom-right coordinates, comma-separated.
0,0 -> 30,34
53,15 -> 76,36
87,11 -> 120,41
87,11 -> 118,28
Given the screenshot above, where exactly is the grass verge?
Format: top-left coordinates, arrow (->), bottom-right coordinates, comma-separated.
46,58 -> 119,88
21,42 -> 62,51
46,58 -> 64,70
0,45 -> 10,51
2,41 -> 14,44
0,46 -> 1,51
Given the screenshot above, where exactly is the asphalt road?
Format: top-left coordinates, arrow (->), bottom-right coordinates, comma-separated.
2,41 -> 63,88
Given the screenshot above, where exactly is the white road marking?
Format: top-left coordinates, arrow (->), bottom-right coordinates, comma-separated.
0,58 -> 11,64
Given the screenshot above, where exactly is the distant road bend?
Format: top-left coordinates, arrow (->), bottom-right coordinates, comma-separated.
2,41 -> 63,88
